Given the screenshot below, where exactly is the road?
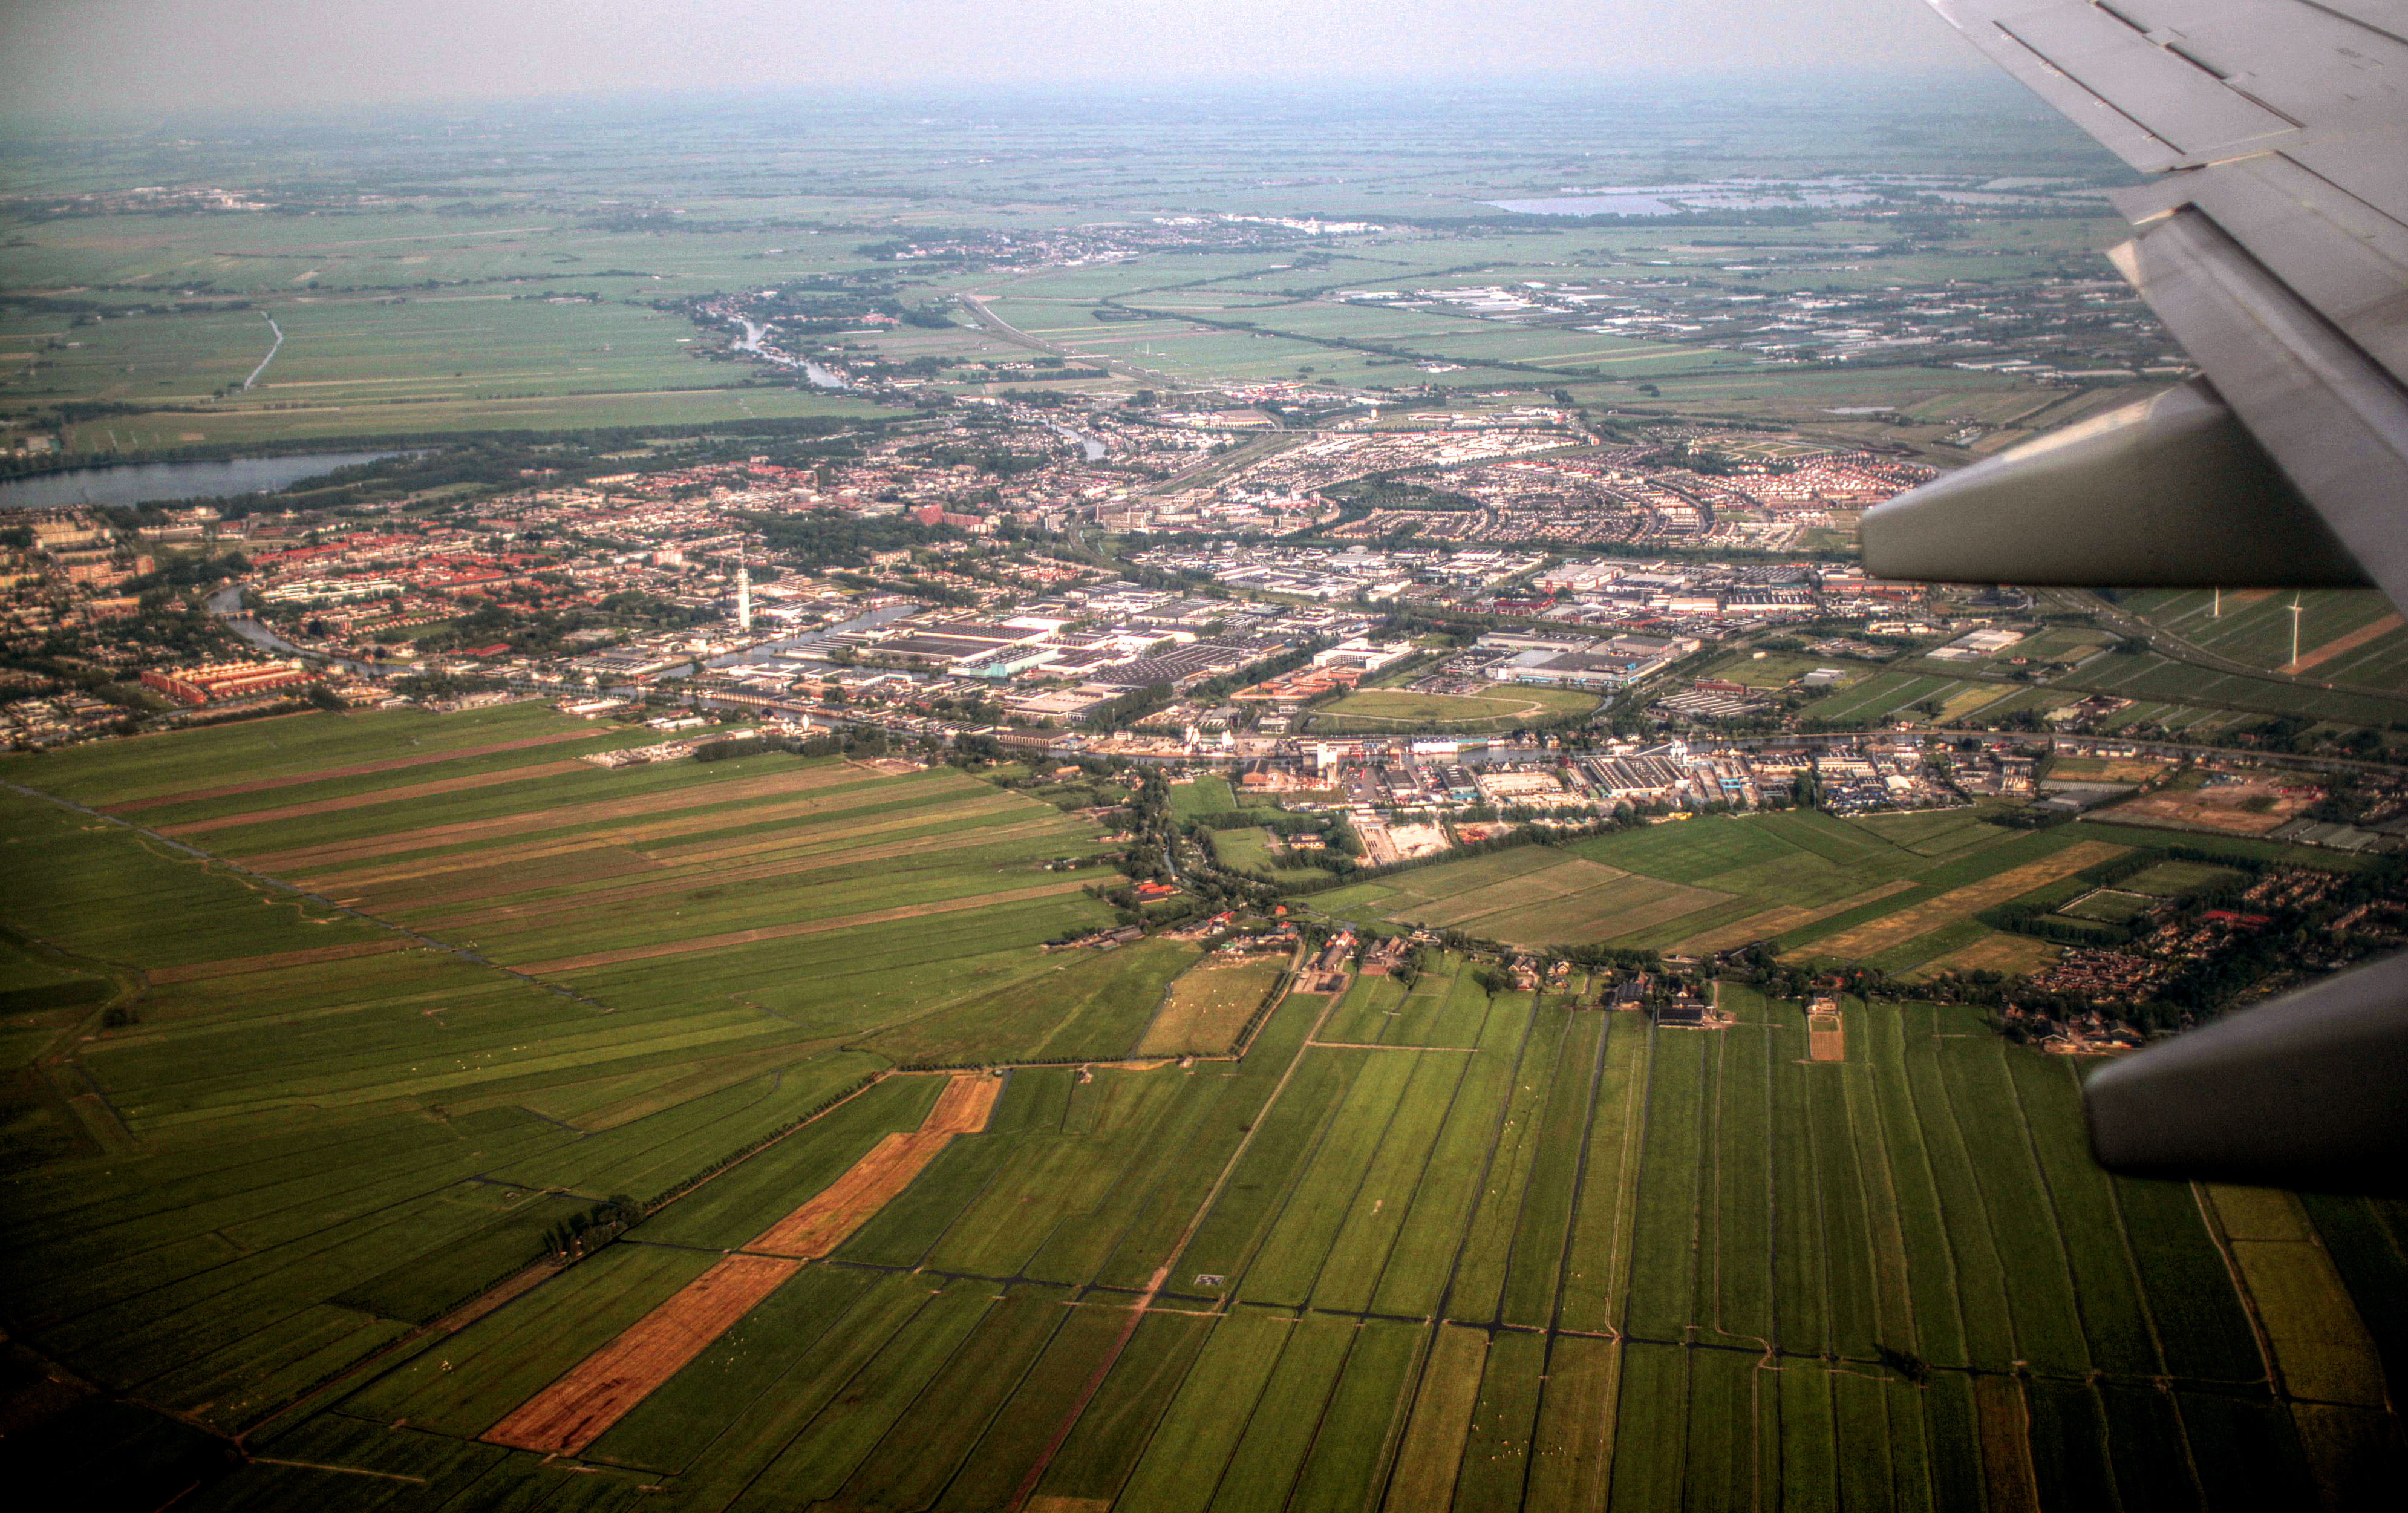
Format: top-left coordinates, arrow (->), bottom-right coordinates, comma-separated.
959,290 -> 1183,390
241,314 -> 284,391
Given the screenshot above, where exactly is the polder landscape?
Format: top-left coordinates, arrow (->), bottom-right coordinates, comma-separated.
5,699 -> 2403,1512
4,31 -> 2408,1513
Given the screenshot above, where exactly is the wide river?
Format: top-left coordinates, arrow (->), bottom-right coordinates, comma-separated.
0,451 -> 406,511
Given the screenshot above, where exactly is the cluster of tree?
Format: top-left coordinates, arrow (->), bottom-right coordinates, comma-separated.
750,510 -> 961,570
541,1194 -> 644,1261
1086,681 -> 1176,733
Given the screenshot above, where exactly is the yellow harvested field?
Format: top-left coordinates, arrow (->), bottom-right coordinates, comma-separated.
1973,1375 -> 2041,1513
1675,880 -> 1917,955
1906,932 -> 2063,981
1808,1012 -> 1845,1062
1804,842 -> 2126,961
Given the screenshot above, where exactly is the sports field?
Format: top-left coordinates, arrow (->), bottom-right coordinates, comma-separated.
1311,686 -> 1598,734
4,708 -> 2401,1508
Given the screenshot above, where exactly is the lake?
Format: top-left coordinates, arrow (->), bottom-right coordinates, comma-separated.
0,451 -> 408,511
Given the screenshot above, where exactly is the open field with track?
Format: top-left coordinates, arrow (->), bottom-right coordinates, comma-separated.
1309,687 -> 1599,734
4,710 -> 2402,1511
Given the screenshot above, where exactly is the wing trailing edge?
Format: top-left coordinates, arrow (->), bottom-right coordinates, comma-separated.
1861,376 -> 2367,587
2084,953 -> 2408,1194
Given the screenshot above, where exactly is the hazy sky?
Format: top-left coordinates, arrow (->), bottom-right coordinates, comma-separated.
0,0 -> 1983,117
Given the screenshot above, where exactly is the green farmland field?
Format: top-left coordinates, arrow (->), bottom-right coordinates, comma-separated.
1,708 -> 2400,1509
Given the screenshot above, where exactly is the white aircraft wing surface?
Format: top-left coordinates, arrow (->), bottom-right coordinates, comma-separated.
1863,0 -> 2408,602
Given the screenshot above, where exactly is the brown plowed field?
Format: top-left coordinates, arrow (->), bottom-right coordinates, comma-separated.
748,1132 -> 948,1260
419,816 -> 1069,935
749,1073 -> 996,1256
1801,842 -> 2126,961
512,880 -> 1093,975
1808,1013 -> 1845,1062
921,1072 -> 1002,1135
100,728 -> 601,813
145,938 -> 409,984
481,1073 -> 999,1456
480,1253 -> 800,1456
1676,881 -> 1917,955
2283,611 -> 2403,674
243,766 -> 875,872
155,761 -> 591,836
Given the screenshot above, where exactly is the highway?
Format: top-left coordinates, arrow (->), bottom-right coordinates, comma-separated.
2046,586 -> 2395,700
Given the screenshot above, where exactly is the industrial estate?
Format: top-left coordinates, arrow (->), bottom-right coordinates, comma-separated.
1,79 -> 2401,1513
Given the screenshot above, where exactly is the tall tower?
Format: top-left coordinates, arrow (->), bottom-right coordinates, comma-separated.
735,563 -> 752,632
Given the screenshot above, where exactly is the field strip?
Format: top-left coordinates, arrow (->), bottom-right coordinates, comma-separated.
1006,990 -> 1343,1511
1675,881 -> 1918,955
241,766 -> 875,871
145,938 -> 411,984
2201,1185 -> 2388,1408
155,761 -> 592,835
481,1074 -> 1000,1456
98,729 -> 602,812
750,1074 -> 1002,1256
481,1253 -> 802,1456
513,880 -> 1094,974
1971,1375 -> 2041,1512
640,790 -> 1024,862
420,817 -> 1072,933
269,776 -> 921,883
2281,612 -> 2403,675
1799,842 -> 2126,960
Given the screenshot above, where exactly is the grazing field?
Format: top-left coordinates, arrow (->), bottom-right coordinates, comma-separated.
2,711 -> 2398,1509
1206,825 -> 1332,885
1134,955 -> 1290,1056
1305,812 -> 2159,974
1312,846 -> 1730,946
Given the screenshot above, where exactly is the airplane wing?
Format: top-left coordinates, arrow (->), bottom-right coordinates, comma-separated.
1858,2 -> 2408,1194
1862,0 -> 2408,601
